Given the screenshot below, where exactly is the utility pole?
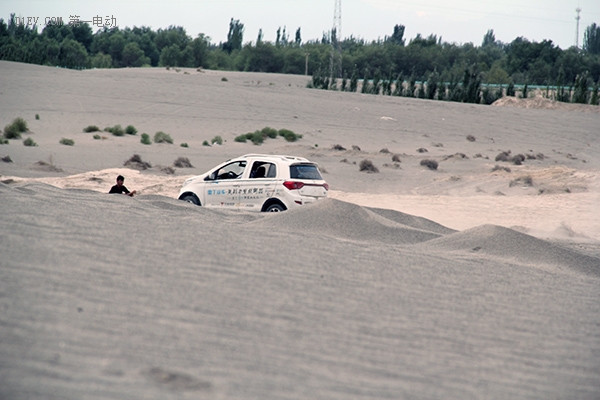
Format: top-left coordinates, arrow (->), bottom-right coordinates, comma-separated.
575,7 -> 582,48
329,0 -> 342,84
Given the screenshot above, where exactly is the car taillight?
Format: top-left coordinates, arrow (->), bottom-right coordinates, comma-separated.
323,183 -> 329,191
283,181 -> 304,190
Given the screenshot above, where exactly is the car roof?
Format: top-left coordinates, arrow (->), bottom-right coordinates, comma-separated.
236,154 -> 312,164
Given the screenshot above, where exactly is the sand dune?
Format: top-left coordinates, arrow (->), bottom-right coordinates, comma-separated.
418,224 -> 600,276
1,61 -> 600,399
250,198 -> 449,244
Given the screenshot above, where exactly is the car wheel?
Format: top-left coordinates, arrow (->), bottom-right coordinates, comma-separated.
265,203 -> 285,212
180,193 -> 200,206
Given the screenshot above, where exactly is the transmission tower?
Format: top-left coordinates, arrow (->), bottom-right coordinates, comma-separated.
575,7 -> 581,48
329,0 -> 342,82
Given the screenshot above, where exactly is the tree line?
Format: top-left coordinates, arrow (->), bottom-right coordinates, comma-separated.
1,14 -> 599,104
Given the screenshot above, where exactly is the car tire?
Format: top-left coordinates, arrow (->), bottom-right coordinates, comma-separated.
179,193 -> 200,206
264,202 -> 285,212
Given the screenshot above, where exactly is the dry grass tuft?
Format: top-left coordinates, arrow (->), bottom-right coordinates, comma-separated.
124,154 -> 152,170
359,159 -> 379,173
173,157 -> 194,168
420,159 -> 438,170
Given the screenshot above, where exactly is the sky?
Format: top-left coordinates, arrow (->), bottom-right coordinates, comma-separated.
2,0 -> 600,50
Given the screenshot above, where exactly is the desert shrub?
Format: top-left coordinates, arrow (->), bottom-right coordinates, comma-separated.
125,125 -> 137,135
249,131 -> 264,145
180,142 -> 188,148
174,157 -> 193,168
4,117 -> 28,139
2,155 -> 12,162
202,140 -> 210,146
509,175 -> 533,187
392,154 -> 401,162
261,127 -> 278,139
511,154 -> 526,165
93,134 -> 102,140
83,125 -> 100,133
491,165 -> 511,172
140,133 -> 151,145
0,137 -> 8,144
124,154 -> 151,170
106,124 -> 125,136
351,145 -> 361,151
420,159 -> 438,170
160,166 -> 175,174
466,134 -> 476,142
211,135 -> 223,145
417,147 -> 428,153
59,138 -> 74,146
23,137 -> 37,146
359,159 -> 379,173
35,114 -> 40,120
221,77 -> 228,81
154,131 -> 173,144
495,151 -> 511,162
379,148 -> 390,153
332,144 -> 346,151
278,129 -> 302,142
234,135 -> 247,143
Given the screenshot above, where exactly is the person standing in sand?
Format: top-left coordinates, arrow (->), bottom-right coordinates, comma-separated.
109,175 -> 136,197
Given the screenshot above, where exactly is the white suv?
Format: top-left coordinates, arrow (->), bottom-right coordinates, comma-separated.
178,154 -> 329,212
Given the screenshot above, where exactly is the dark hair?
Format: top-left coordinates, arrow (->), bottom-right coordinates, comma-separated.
117,175 -> 124,181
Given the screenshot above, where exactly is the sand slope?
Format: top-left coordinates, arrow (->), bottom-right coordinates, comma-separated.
1,182 -> 599,399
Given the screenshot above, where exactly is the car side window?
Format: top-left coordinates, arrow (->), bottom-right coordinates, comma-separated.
211,161 -> 246,180
250,162 -> 276,179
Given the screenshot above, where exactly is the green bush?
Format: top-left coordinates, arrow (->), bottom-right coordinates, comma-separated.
249,130 -> 264,145
35,114 -> 40,120
4,117 -> 28,139
180,142 -> 189,148
279,128 -> 302,142
125,125 -> 137,135
154,131 -> 173,144
140,133 -> 151,145
0,137 -> 8,145
261,127 -> 278,139
93,134 -> 102,140
83,125 -> 100,133
234,135 -> 247,143
202,140 -> 210,146
211,135 -> 223,145
59,138 -> 74,146
105,124 -> 124,136
23,137 -> 37,146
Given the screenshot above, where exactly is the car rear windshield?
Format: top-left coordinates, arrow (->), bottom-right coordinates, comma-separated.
289,163 -> 323,180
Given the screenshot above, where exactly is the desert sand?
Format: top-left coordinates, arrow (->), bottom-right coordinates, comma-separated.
1,60 -> 599,399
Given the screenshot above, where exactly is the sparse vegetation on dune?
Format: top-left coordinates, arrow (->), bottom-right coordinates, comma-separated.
4,117 -> 28,139
153,131 -> 173,144
140,133 -> 151,145
59,138 -> 74,146
234,127 -> 300,145
83,125 -> 100,133
174,157 -> 193,168
510,175 -> 533,187
359,159 -> 379,173
420,159 -> 438,170
125,125 -> 137,135
23,137 -> 37,146
124,154 -> 151,170
105,125 -> 125,136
